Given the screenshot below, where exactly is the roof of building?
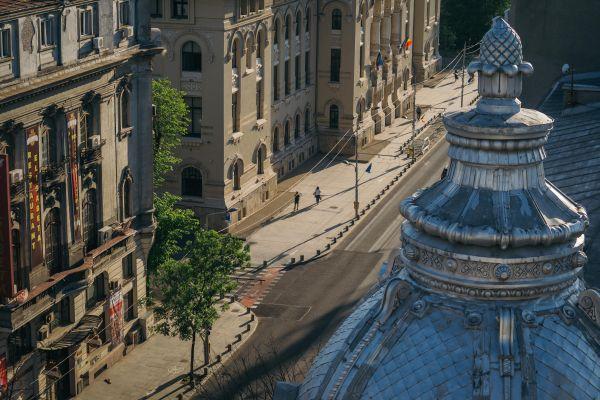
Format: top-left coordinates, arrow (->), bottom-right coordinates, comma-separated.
0,0 -> 60,19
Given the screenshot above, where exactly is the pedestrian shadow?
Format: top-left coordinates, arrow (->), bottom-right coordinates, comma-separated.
137,373 -> 193,400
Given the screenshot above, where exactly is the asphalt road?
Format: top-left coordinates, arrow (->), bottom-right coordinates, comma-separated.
198,141 -> 450,399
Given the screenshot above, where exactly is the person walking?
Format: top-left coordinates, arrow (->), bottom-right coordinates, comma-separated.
313,186 -> 321,204
453,69 -> 459,82
293,191 -> 301,211
468,72 -> 475,84
416,106 -> 423,122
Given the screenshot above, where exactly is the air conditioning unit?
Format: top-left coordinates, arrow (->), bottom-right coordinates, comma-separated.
9,169 -> 23,184
92,36 -> 104,50
98,226 -> 113,246
88,135 -> 102,149
122,26 -> 134,39
38,325 -> 49,341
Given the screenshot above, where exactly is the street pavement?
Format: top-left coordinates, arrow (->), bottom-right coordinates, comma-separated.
198,135 -> 450,400
242,73 -> 477,271
79,302 -> 255,400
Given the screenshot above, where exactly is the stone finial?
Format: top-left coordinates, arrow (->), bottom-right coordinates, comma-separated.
468,17 -> 534,115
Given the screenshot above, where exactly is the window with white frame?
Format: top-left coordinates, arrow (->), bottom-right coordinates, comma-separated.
119,0 -> 130,26
0,26 -> 11,59
40,15 -> 56,47
79,7 -> 93,37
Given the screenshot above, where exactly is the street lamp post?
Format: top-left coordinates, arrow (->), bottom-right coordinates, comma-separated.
562,63 -> 575,106
460,42 -> 466,107
411,63 -> 417,162
354,129 -> 360,219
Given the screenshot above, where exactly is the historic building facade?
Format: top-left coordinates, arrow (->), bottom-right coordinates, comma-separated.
152,0 -> 440,227
0,1 -> 158,398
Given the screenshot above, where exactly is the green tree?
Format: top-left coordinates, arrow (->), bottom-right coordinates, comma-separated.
148,192 -> 200,274
151,229 -> 250,387
440,0 -> 511,54
152,78 -> 190,187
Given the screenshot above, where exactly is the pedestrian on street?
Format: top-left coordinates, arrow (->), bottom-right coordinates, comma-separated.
441,166 -> 448,179
294,191 -> 301,211
453,69 -> 459,82
314,186 -> 321,204
468,72 -> 475,84
416,106 -> 423,122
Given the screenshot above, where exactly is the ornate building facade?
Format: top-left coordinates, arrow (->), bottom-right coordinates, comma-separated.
276,18 -> 600,400
152,0 -> 440,227
0,1 -> 158,398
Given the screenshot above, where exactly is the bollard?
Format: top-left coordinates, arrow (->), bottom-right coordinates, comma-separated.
246,324 -> 251,332
350,220 -> 354,226
361,209 -> 366,215
290,257 -> 296,264
376,194 -> 381,199
326,244 -> 331,250
332,237 -> 337,243
216,354 -> 222,363
343,226 -> 348,232
263,260 -> 267,268
227,344 -> 232,352
300,255 -> 304,262
250,313 -> 255,321
317,249 -> 321,255
366,204 -> 371,210
338,232 -> 343,238
236,334 -> 242,341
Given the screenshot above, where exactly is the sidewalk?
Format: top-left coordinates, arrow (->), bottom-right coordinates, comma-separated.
239,73 -> 478,271
79,302 -> 256,400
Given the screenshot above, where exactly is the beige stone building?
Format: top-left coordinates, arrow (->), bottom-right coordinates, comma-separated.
0,1 -> 158,398
152,0 -> 440,228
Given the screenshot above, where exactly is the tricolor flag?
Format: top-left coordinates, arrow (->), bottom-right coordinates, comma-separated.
405,38 -> 413,49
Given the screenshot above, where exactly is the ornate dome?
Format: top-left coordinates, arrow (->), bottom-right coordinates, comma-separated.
275,18 -> 600,400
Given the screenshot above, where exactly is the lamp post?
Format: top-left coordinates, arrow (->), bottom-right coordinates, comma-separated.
562,63 -> 575,106
411,62 -> 417,162
205,207 -> 238,229
354,129 -> 360,219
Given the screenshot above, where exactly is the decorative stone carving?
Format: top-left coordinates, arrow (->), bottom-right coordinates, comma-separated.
577,289 -> 600,326
402,244 -> 418,261
494,264 -> 511,281
376,278 -> 412,324
465,311 -> 483,328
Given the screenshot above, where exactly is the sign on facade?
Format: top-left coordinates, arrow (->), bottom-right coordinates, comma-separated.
0,154 -> 14,299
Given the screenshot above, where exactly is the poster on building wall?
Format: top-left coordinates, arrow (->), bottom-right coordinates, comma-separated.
26,126 -> 43,267
66,111 -> 81,242
0,353 -> 6,392
0,154 -> 14,299
107,290 -> 124,345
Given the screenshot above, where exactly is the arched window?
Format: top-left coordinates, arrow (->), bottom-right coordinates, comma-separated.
119,90 -> 131,131
182,41 -> 202,72
121,175 -> 133,220
294,114 -> 300,139
274,19 -> 280,45
295,11 -> 301,36
331,9 -> 342,30
257,31 -> 263,59
329,104 -> 339,129
44,208 -> 61,274
232,39 -> 240,69
82,189 -> 98,253
284,121 -> 291,146
232,160 -> 242,190
257,146 -> 264,175
181,166 -> 203,197
272,127 -> 279,152
246,36 -> 254,70
285,15 -> 291,41
304,108 -> 310,134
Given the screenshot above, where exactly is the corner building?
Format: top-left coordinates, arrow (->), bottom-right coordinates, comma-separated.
152,0 -> 440,228
0,1 -> 158,398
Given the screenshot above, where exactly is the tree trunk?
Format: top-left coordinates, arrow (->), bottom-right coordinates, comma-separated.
190,329 -> 196,387
203,330 -> 211,366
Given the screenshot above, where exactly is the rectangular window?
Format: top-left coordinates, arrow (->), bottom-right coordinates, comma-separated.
185,96 -> 202,138
122,253 -> 134,279
284,60 -> 290,95
305,51 -> 310,85
295,55 -> 301,90
119,1 -> 130,26
124,290 -> 135,321
0,28 -> 10,59
330,48 -> 341,83
79,8 -> 93,37
273,65 -> 279,101
40,15 -> 56,47
256,82 -> 263,119
172,0 -> 188,19
150,0 -> 163,18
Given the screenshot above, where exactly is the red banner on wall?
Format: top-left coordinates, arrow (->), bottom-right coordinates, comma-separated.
0,353 -> 7,392
66,112 -> 81,242
108,290 -> 124,345
0,154 -> 14,299
26,126 -> 43,268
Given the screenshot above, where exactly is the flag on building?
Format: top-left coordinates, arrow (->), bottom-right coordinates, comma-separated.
376,52 -> 384,68
405,38 -> 413,49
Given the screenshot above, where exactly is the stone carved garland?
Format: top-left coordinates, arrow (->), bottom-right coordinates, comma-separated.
402,240 -> 582,282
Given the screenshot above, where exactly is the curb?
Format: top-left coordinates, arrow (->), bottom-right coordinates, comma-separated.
283,113 -> 449,268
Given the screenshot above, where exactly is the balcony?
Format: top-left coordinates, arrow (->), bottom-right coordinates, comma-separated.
10,179 -> 25,203
80,145 -> 103,167
41,163 -> 65,189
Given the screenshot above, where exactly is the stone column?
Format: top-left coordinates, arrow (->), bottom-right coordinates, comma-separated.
391,11 -> 402,54
381,13 -> 392,59
370,16 -> 381,63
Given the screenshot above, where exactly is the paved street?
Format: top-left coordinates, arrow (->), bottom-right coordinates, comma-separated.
198,138 -> 450,399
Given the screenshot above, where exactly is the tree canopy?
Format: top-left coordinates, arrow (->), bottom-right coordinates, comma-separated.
440,0 -> 511,54
152,78 -> 190,187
